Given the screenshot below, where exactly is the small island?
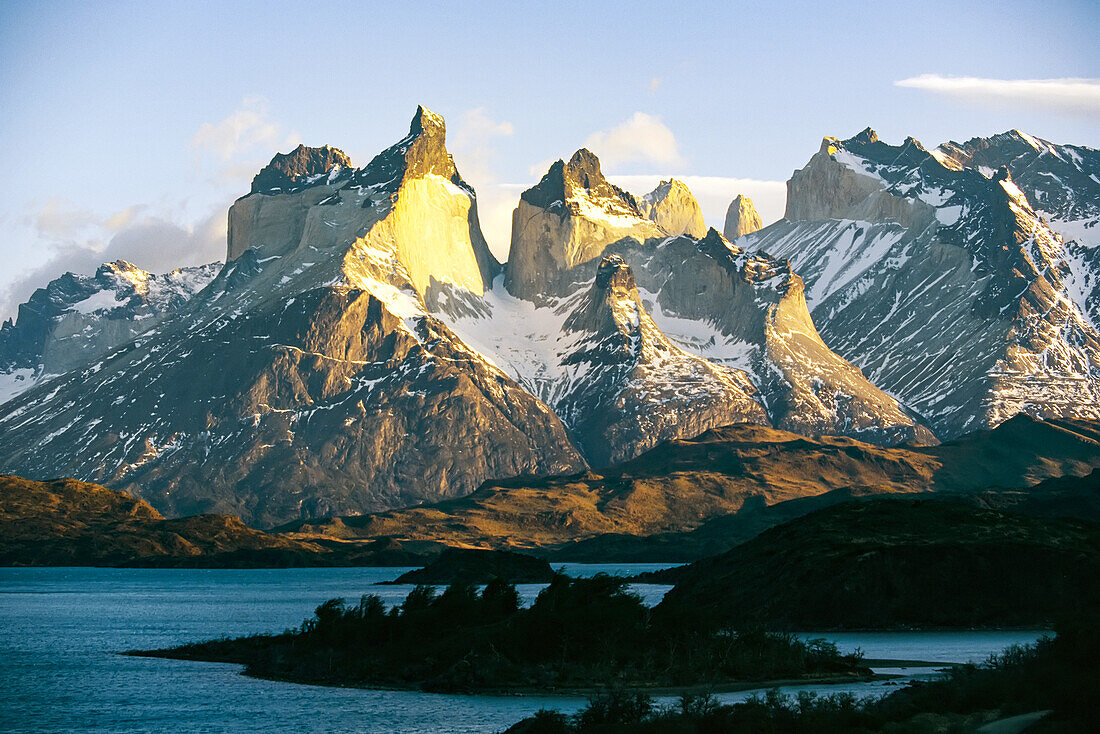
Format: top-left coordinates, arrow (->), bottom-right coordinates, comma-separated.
130,575 -> 869,694
380,547 -> 557,585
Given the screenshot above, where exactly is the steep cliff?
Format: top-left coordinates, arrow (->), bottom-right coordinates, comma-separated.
0,108 -> 583,527
552,254 -> 767,465
746,129 -> 1100,438
504,149 -> 665,302
441,146 -> 932,457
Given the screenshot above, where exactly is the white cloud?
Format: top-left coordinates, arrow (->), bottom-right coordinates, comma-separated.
649,77 -> 662,93
3,99 -> 301,319
449,107 -> 515,147
474,183 -> 527,262
606,174 -> 787,231
895,75 -> 1100,116
1,198 -> 227,320
448,107 -> 515,189
446,108 -> 520,259
583,112 -> 685,169
192,96 -> 291,160
191,97 -> 301,184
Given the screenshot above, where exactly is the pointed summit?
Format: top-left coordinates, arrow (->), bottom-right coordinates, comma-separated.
723,194 -> 763,240
852,127 -> 879,145
229,106 -> 498,293
507,150 -> 664,301
564,254 -> 642,338
353,105 -> 462,188
410,104 -> 446,135
557,253 -> 768,465
639,179 -> 706,238
594,253 -> 636,291
521,148 -> 638,211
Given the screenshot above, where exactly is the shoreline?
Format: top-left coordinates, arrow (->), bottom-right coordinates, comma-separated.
124,649 -> 938,698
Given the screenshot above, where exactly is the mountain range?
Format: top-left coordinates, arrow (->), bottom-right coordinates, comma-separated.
1,107 -> 1097,528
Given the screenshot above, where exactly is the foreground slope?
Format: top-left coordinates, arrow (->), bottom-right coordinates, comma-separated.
288,415 -> 1100,551
0,108 -> 585,527
0,475 -> 372,566
657,499 -> 1100,628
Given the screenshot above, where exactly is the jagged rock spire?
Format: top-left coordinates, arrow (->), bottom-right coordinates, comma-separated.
639,179 -> 706,238
723,194 -> 763,240
250,144 -> 352,194
521,148 -> 641,212
594,254 -> 636,291
506,149 -> 664,302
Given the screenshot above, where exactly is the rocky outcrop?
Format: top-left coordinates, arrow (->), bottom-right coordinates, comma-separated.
936,129 -> 1100,228
554,254 -> 768,465
936,130 -> 1100,324
609,229 -> 934,445
250,144 -> 353,195
638,178 -> 706,238
745,129 -> 1100,438
445,148 -> 932,458
723,194 -> 763,240
504,149 -> 664,302
0,260 -> 219,404
227,106 -> 500,299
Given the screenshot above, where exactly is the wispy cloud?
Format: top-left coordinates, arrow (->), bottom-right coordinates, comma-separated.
448,107 -> 515,188
1,200 -> 226,320
895,75 -> 1100,116
191,97 -> 301,184
192,96 -> 296,160
0,99 -> 289,318
584,112 -> 685,169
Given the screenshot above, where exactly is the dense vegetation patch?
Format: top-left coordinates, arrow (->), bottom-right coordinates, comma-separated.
135,575 -> 864,692
656,499 -> 1100,628
506,615 -> 1100,733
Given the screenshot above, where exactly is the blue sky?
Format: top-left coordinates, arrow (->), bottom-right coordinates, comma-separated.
1,0 -> 1097,318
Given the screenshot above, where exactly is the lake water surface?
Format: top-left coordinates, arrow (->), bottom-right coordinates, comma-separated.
0,566 -> 1047,733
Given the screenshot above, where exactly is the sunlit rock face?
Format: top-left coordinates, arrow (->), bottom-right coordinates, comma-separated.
639,178 -> 707,238
604,229 -> 935,446
482,145 -> 934,458
226,106 -> 499,300
7,112 -> 1092,527
504,149 -> 665,302
723,194 -> 763,240
0,107 -> 585,528
744,128 -> 1100,438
